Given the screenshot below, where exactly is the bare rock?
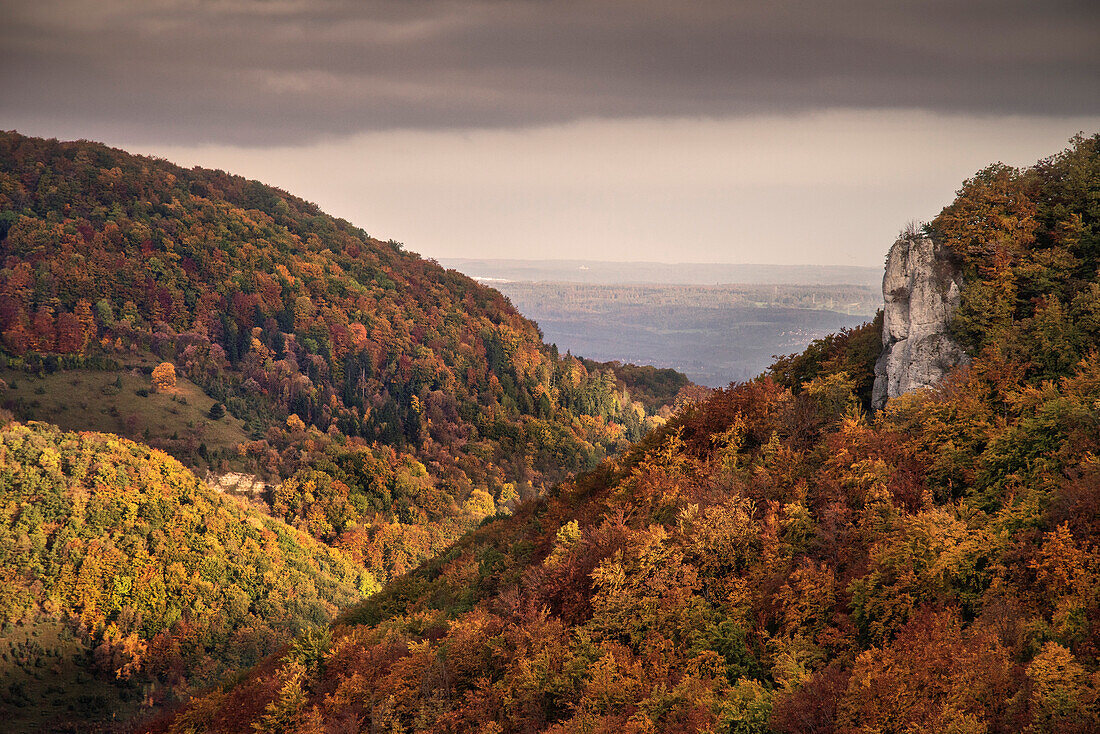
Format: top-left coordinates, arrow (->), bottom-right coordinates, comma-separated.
205,471 -> 272,497
872,233 -> 968,410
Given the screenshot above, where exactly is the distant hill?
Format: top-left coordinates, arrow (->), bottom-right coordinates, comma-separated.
0,420 -> 374,732
579,358 -> 694,413
160,134 -> 1100,734
439,258 -> 884,287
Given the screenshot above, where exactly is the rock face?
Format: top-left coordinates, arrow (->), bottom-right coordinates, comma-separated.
872,233 -> 968,410
205,471 -> 272,497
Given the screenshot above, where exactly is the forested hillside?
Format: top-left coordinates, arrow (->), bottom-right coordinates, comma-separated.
0,131 -> 688,583
158,135 -> 1100,733
0,420 -> 374,732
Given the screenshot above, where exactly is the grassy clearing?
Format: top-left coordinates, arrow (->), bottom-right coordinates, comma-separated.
0,620 -> 149,733
0,360 -> 248,473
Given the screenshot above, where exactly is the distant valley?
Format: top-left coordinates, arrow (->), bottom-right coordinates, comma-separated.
440,261 -> 880,386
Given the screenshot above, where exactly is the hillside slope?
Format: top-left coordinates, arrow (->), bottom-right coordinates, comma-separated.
0,420 -> 375,732
159,134 -> 1100,733
0,130 -> 690,582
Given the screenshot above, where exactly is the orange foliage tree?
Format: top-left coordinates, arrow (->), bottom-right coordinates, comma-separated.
151,361 -> 176,392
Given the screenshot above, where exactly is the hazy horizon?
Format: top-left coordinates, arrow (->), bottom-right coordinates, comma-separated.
122,114 -> 1097,267
439,257 -> 883,287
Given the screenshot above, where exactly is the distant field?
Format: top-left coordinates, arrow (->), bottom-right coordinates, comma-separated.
493,281 -> 879,387
496,282 -> 880,315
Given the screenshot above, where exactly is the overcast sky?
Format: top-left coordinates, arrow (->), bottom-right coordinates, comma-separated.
2,0 -> 1098,265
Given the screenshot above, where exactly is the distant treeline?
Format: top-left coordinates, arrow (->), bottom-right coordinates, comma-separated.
498,282 -> 879,317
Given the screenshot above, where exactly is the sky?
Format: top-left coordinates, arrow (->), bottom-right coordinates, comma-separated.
2,0 -> 1098,266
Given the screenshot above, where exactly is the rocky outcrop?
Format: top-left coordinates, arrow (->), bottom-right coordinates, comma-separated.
871,233 -> 968,410
205,471 -> 272,497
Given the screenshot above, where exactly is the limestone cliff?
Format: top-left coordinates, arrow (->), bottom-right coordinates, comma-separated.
205,470 -> 273,497
871,233 -> 967,410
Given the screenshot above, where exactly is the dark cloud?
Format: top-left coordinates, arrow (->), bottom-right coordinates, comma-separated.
2,0 -> 1097,145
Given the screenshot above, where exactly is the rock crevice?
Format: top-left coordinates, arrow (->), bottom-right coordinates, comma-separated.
871,233 -> 968,410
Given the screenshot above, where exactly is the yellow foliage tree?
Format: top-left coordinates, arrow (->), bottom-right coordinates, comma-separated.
151,362 -> 177,392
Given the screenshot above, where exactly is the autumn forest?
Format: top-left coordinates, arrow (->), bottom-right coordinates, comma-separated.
1,128 -> 1098,733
